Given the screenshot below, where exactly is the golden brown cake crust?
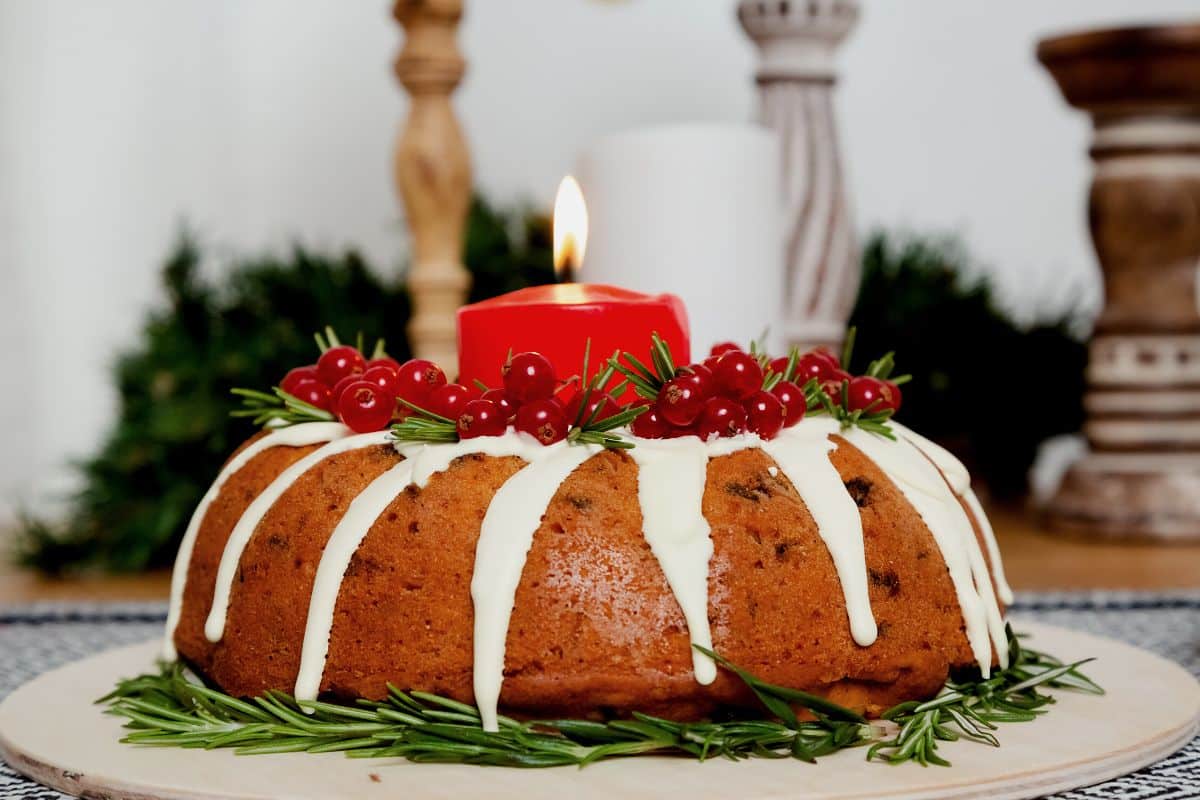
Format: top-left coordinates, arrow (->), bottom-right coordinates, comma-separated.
174,434 -> 999,720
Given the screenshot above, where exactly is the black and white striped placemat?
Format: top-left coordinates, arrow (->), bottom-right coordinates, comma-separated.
2,592 -> 1197,799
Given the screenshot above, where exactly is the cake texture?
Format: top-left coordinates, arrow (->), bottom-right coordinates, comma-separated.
165,416 -> 1013,729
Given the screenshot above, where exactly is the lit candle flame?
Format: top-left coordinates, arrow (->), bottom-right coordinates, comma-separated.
553,175 -> 588,282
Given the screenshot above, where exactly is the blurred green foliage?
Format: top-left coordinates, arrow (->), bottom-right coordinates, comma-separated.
15,243 -> 412,574
848,232 -> 1086,499
14,210 -> 1085,574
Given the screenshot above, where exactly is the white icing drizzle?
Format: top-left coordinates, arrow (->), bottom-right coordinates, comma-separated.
842,428 -> 1008,674
203,429 -> 395,643
761,419 -> 878,646
294,431 -> 555,703
161,422 -> 349,659
624,435 -> 750,688
891,422 -> 1015,607
396,431 -> 550,487
294,458 -> 415,702
472,441 -> 600,731
962,488 -> 1014,605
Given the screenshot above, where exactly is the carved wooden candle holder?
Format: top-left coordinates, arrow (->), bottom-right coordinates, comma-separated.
737,0 -> 861,354
393,0 -> 471,375
1039,24 -> 1200,541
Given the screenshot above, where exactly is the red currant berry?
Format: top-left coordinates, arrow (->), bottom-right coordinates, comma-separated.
395,358 -> 447,406
316,346 -> 366,387
427,382 -> 476,420
281,365 -> 320,395
696,396 -> 748,440
481,388 -> 518,421
365,356 -> 402,374
744,390 -> 786,440
768,356 -> 791,380
329,374 -> 361,412
337,381 -> 396,433
630,402 -> 670,439
709,341 -> 742,357
503,352 -> 557,404
813,348 -> 841,370
566,391 -> 617,425
881,379 -> 902,413
290,378 -> 332,411
658,377 -> 705,426
515,398 -> 569,445
821,369 -> 852,404
713,351 -> 764,400
771,380 -> 806,427
361,364 -> 403,398
847,376 -> 891,413
677,363 -> 714,399
458,399 -> 507,439
794,352 -> 838,384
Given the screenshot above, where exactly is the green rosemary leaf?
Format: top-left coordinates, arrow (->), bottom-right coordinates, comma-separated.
394,398 -> 455,426
692,645 -> 866,724
651,332 -> 677,381
841,326 -> 857,371
585,404 -> 646,433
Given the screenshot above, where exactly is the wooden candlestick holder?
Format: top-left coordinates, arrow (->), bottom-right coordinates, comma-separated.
393,0 -> 472,375
737,0 -> 861,354
1039,23 -> 1200,541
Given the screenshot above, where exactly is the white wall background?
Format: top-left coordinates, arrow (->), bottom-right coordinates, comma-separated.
1,0 -> 1196,521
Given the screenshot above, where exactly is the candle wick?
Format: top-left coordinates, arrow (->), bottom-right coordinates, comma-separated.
556,236 -> 577,284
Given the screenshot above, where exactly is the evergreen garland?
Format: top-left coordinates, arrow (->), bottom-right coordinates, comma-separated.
13,212 -> 1086,574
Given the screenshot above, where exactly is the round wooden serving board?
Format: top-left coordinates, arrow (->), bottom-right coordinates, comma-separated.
1,620 -> 1197,800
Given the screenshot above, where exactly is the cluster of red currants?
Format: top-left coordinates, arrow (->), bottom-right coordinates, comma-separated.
630,343 -> 798,441
459,350 -> 620,444
279,347 -> 611,442
628,341 -> 901,442
279,345 -> 447,433
794,348 -> 903,418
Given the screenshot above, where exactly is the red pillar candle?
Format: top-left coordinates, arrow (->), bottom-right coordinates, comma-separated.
456,284 -> 690,391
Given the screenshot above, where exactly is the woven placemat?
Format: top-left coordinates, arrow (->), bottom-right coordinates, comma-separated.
2,592 -> 1197,799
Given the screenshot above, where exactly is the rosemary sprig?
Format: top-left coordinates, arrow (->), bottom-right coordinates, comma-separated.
230,387 -> 335,427
391,398 -> 458,444
99,650 -> 867,767
566,341 -> 643,450
609,333 -> 677,400
867,625 -> 1103,766
100,630 -> 1100,769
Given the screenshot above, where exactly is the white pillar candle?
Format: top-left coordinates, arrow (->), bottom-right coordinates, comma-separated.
575,122 -> 783,358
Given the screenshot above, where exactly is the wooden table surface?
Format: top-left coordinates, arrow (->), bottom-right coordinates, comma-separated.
1,505 -> 1196,605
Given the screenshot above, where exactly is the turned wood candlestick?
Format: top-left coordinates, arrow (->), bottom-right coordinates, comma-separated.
393,0 -> 472,374
1039,23 -> 1200,541
737,0 -> 860,353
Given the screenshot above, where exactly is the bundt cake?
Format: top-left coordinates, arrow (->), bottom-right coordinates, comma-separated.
163,391 -> 1013,731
